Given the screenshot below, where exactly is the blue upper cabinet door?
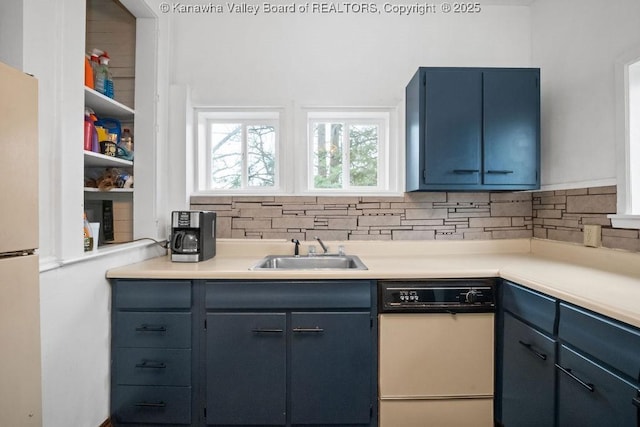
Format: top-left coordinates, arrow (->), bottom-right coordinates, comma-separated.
424,69 -> 483,186
483,69 -> 540,187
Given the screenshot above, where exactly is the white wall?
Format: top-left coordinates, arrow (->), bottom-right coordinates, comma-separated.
0,0 -> 24,69
171,5 -> 532,107
531,0 -> 640,188
39,245 -> 165,426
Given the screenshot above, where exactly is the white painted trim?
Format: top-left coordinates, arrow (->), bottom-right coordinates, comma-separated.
538,178 -> 617,192
608,214 -> 640,230
614,47 -> 640,217
39,239 -> 165,272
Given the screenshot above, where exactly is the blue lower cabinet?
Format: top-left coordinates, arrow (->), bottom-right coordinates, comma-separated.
205,312 -> 287,425
115,348 -> 191,386
290,312 -> 372,425
112,385 -> 191,425
557,345 -> 639,427
500,312 -> 555,427
204,280 -> 376,426
111,280 -> 194,426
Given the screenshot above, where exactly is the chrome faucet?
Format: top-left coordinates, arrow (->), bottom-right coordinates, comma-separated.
314,236 -> 329,254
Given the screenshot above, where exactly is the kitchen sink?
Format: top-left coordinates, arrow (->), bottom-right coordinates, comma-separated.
250,254 -> 368,270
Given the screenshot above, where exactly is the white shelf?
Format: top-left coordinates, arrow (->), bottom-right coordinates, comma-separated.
84,187 -> 133,193
84,86 -> 134,119
84,150 -> 133,167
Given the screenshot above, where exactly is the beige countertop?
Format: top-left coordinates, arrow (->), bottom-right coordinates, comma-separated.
107,238 -> 640,328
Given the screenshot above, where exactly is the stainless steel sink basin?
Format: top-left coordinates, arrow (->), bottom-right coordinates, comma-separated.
250,255 -> 368,270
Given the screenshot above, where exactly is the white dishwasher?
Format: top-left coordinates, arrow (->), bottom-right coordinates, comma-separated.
378,279 -> 496,427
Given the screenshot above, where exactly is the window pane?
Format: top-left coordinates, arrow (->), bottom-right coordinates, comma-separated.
210,123 -> 242,189
247,125 -> 276,187
349,124 -> 379,186
312,122 -> 343,189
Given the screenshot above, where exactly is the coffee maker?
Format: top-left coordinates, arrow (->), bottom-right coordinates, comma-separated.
170,211 -> 216,262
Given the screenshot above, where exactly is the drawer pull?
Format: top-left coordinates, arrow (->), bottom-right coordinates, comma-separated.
292,327 -> 324,333
555,364 -> 595,392
135,324 -> 167,333
135,360 -> 167,369
251,328 -> 284,334
453,169 -> 480,174
632,396 -> 640,409
134,401 -> 166,408
487,170 -> 514,174
518,340 -> 547,360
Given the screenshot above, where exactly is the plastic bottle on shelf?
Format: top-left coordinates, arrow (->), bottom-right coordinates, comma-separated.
91,49 -> 104,93
121,128 -> 133,154
95,52 -> 114,98
84,55 -> 94,89
83,212 -> 93,252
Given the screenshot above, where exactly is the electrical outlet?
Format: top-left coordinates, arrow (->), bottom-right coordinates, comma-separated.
583,224 -> 602,247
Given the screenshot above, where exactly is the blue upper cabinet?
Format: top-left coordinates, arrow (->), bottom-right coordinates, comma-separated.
405,67 -> 540,191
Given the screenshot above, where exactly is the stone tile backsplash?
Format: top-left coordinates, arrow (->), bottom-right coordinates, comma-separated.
190,192 -> 533,241
532,185 -> 640,252
191,185 -> 640,252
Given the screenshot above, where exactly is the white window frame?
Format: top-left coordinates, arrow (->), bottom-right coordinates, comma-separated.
610,48 -> 640,229
194,108 -> 284,194
299,108 -> 402,195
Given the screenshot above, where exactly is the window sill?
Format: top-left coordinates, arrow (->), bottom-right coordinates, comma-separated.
608,214 -> 640,230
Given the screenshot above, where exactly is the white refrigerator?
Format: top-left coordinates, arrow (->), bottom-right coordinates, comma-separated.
0,60 -> 42,426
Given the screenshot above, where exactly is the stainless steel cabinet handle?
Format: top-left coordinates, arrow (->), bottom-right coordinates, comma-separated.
135,361 -> 167,369
487,170 -> 514,174
518,340 -> 547,360
292,327 -> 324,333
555,364 -> 595,392
135,324 -> 167,333
632,395 -> 640,408
251,328 -> 284,334
134,401 -> 166,408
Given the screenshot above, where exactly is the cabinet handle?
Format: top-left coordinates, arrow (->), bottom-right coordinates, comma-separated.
453,169 -> 480,174
487,170 -> 514,174
134,401 -> 166,408
135,360 -> 167,369
518,340 -> 547,360
555,364 -> 595,392
251,328 -> 284,334
292,327 -> 324,333
135,324 -> 167,333
632,395 -> 640,409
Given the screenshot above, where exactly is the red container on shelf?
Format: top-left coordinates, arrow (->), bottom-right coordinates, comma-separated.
84,118 -> 93,151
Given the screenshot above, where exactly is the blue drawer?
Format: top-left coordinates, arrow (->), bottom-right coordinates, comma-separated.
115,348 -> 191,386
502,281 -> 556,334
112,385 -> 191,425
114,280 -> 191,309
206,281 -> 372,309
559,303 -> 640,381
557,345 -> 638,427
115,312 -> 191,348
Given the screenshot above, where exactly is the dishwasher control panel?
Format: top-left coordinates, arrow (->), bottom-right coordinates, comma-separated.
379,279 -> 496,313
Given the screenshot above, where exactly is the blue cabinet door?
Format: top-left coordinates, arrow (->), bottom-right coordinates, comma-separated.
290,312 -> 372,425
483,69 -> 540,186
206,313 -> 286,425
557,345 -> 639,427
501,312 -> 556,427
423,69 -> 483,186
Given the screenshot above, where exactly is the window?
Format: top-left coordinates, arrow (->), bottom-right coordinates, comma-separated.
306,110 -> 393,193
610,50 -> 640,229
194,107 -> 401,195
195,110 -> 281,192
